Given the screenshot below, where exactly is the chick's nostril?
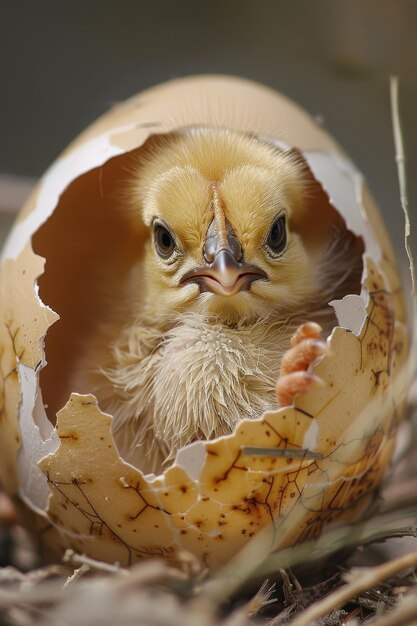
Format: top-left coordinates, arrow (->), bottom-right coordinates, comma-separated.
228,235 -> 243,262
203,219 -> 243,263
203,237 -> 217,263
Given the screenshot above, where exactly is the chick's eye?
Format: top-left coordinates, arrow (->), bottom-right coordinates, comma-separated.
154,223 -> 177,259
265,215 -> 287,257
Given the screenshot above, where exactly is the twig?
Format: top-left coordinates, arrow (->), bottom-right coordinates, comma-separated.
63,549 -> 127,575
288,548 -> 417,626
63,563 -> 90,587
368,589 -> 417,626
390,76 -> 416,297
241,446 -> 324,460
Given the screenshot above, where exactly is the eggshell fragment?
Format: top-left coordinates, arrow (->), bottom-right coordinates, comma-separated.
0,243 -> 58,493
0,76 -> 410,569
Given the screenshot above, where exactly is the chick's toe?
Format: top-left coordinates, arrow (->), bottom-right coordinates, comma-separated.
280,338 -> 329,376
276,371 -> 324,407
276,322 -> 330,406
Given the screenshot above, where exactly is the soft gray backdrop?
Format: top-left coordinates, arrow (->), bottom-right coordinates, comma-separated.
0,0 -> 416,266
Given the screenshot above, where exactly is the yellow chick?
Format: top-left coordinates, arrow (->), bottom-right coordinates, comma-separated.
74,129 -> 363,474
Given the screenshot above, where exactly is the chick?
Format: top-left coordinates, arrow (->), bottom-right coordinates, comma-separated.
74,129 -> 363,474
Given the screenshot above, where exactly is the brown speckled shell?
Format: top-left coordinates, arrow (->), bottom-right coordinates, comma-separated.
0,76 -> 409,569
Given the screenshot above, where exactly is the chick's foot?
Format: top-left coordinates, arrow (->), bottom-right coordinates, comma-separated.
276,322 -> 329,407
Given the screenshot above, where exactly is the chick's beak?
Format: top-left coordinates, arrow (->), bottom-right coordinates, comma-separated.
180,218 -> 267,296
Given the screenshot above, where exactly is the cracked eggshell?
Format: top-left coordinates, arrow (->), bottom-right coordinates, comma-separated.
0,76 -> 410,569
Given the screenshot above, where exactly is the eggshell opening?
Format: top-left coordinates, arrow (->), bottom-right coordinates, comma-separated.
30,137 -> 364,434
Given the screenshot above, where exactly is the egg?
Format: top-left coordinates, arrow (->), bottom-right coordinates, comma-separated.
0,76 -> 410,569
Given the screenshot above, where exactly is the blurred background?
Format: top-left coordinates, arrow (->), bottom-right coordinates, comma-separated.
0,0 -> 416,267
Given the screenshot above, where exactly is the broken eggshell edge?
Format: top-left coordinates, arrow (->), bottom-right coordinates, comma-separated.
0,76 -> 409,569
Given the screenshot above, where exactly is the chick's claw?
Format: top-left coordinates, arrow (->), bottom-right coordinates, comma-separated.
290,321 -> 322,347
276,323 -> 330,407
280,338 -> 329,376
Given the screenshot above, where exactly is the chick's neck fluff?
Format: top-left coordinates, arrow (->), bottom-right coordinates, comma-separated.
82,129 -> 363,475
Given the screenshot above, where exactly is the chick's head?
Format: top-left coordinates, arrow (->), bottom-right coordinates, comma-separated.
129,129 -> 322,325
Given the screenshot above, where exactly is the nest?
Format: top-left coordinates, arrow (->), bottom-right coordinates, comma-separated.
0,380 -> 416,626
